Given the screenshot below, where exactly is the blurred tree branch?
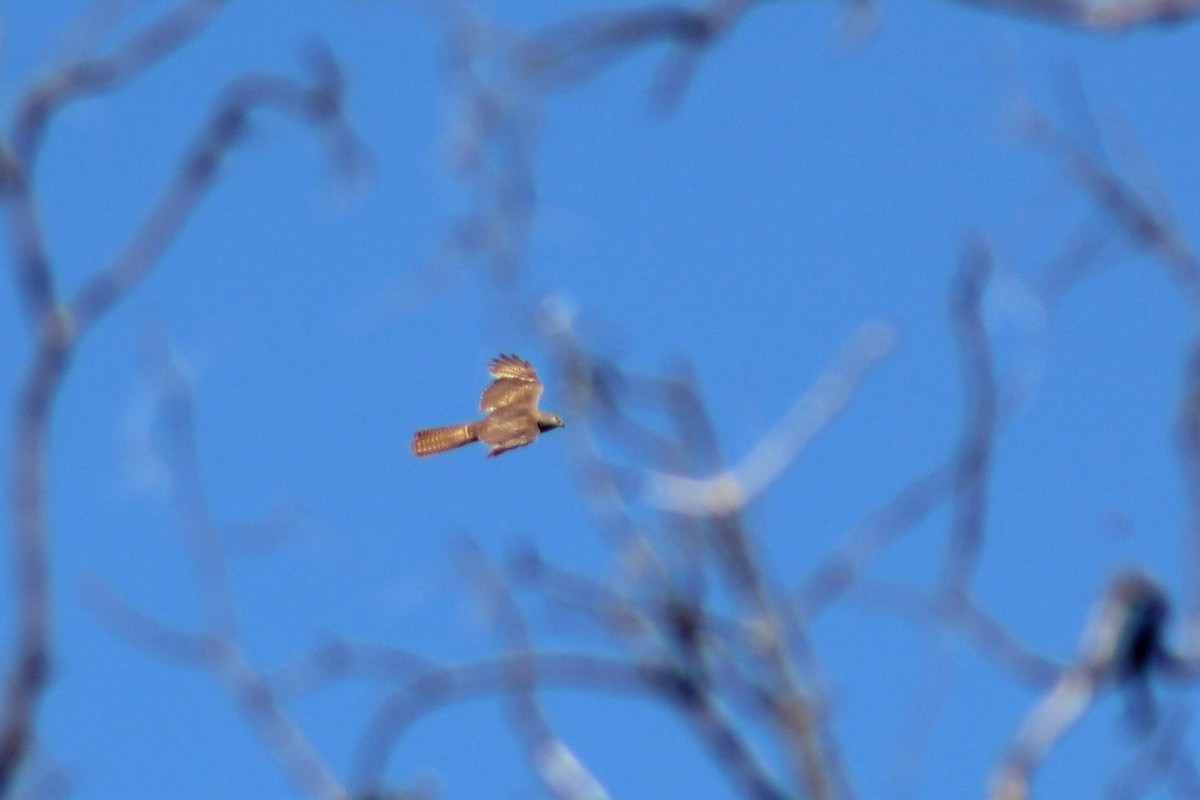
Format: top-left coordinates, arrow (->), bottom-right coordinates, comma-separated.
87,332 -> 347,799
7,1 -> 1200,799
0,2 -> 366,793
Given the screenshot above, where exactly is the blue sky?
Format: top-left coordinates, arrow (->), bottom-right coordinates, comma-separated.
2,1 -> 1200,798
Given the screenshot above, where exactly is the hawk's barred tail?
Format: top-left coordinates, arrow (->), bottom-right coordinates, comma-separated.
412,423 -> 478,457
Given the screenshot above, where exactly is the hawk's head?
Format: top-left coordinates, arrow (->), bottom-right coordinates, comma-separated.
537,413 -> 565,432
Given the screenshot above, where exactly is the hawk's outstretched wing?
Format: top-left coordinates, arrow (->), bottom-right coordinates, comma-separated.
489,354 -> 539,381
480,354 -> 543,413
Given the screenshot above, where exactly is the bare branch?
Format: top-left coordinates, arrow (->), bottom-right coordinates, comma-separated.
538,297 -> 853,799
83,578 -> 223,667
1024,100 -> 1200,642
459,541 -> 613,800
1104,709 -> 1195,800
93,330 -> 348,800
990,571 -> 1175,800
11,0 -> 227,169
216,651 -> 347,800
847,580 -> 1062,689
658,386 -> 850,798
95,585 -> 349,800
951,0 -> 1200,30
1021,106 -> 1200,305
989,669 -> 1099,800
141,329 -> 239,638
518,0 -> 1200,127
940,238 -> 999,596
793,227 -> 1103,620
70,50 -> 368,335
536,299 -> 675,585
793,463 -> 956,619
352,653 -> 658,791
420,8 -> 540,288
0,315 -> 71,796
520,3 -> 733,111
0,33 -> 365,790
266,641 -> 443,701
1179,342 -> 1200,633
646,321 -> 896,517
2,0 -> 226,328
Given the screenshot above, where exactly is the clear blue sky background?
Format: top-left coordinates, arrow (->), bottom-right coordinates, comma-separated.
2,1 -> 1199,798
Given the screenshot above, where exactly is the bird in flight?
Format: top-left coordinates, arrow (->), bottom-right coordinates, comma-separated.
412,354 -> 564,458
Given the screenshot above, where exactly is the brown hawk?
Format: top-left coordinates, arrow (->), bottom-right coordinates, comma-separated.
412,354 -> 564,458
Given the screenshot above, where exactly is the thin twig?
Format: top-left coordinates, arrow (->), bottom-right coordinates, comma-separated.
0,6 -> 365,790
460,541 -> 612,800
645,321 -> 896,517
940,239 -> 999,596
952,0 -> 1200,30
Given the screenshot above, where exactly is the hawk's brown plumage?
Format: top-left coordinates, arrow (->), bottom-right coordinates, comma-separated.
412,354 -> 564,458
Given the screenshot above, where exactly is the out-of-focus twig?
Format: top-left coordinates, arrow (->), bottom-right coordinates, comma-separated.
952,0 -> 1200,30
352,645 -> 794,800
70,49 -> 369,335
847,579 -> 1062,689
792,215 -> 1121,623
1180,342 -> 1200,643
794,462 -> 957,621
4,0 -> 227,327
90,332 -> 346,800
1103,709 -> 1198,800
645,321 -> 896,517
537,296 -> 856,799
0,313 -> 68,797
507,545 -> 659,648
352,653 -> 660,791
145,331 -> 239,639
1020,103 -> 1200,304
417,6 -> 539,290
11,0 -> 228,172
659,370 -> 852,800
520,0 -> 1200,120
459,541 -> 612,800
519,1 -> 747,111
1022,99 -> 1200,649
265,640 -> 444,701
0,4 -> 365,791
940,239 -> 999,597
990,572 -> 1175,800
